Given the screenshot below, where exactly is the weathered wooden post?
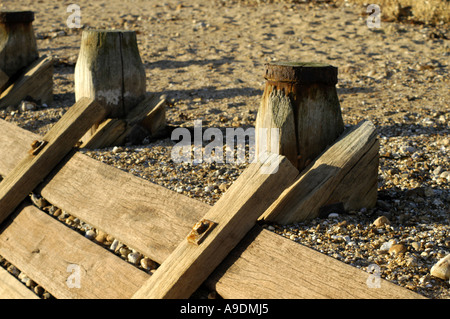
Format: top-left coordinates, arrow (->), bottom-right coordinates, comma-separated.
0,11 -> 38,83
75,30 -> 146,118
255,62 -> 345,171
0,11 -> 53,107
75,29 -> 166,147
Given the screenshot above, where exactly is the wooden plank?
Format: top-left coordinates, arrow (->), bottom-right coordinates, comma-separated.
0,267 -> 39,299
0,55 -> 53,108
0,118 -> 207,265
260,120 -> 379,224
207,226 -> 426,299
81,93 -> 166,148
0,119 -> 423,299
39,153 -> 208,264
81,118 -> 127,149
0,98 -> 108,225
0,204 -> 150,299
132,154 -> 299,299
114,95 -> 167,146
0,120 -> 38,175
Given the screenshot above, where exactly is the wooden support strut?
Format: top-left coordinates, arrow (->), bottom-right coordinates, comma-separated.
260,120 -> 379,224
0,98 -> 108,225
0,55 -> 53,108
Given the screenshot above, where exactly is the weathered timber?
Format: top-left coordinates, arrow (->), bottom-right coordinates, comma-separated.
0,266 -> 39,299
260,120 -> 379,224
255,62 -> 344,171
0,55 -> 53,108
81,93 -> 167,148
0,119 -> 424,299
74,29 -> 167,148
0,11 -> 38,79
0,118 -> 206,265
81,118 -> 127,149
206,226 -> 426,299
75,29 -> 146,119
132,154 -> 299,299
115,94 -> 167,145
0,98 -> 108,225
0,204 -> 149,299
0,68 -> 8,92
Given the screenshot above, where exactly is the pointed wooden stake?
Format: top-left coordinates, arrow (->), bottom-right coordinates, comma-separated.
0,97 -> 108,225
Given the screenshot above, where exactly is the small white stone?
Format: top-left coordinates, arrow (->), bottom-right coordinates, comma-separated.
328,213 -> 339,218
19,100 -> 36,112
112,146 -> 122,154
204,185 -> 215,192
379,241 -> 393,252
110,239 -> 120,252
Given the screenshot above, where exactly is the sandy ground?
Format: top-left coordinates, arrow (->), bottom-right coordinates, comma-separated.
0,0 -> 449,299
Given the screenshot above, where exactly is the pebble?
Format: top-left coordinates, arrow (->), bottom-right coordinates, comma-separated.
95,230 -> 108,244
373,216 -> 390,227
127,252 -> 142,265
19,100 -> 37,112
389,244 -> 407,256
379,241 -> 393,253
7,265 -> 20,276
140,257 -> 158,271
430,254 -> 450,280
119,247 -> 131,257
30,193 -> 48,209
110,239 -> 120,252
85,229 -> 96,240
411,242 -> 421,251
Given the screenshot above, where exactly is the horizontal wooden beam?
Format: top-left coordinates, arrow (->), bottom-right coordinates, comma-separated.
207,226 -> 425,299
0,204 -> 149,299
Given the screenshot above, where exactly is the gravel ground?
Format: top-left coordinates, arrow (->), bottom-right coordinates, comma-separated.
0,0 -> 448,299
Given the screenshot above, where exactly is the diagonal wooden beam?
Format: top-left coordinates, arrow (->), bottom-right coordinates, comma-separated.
0,97 -> 108,225
132,154 -> 299,299
0,55 -> 53,108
